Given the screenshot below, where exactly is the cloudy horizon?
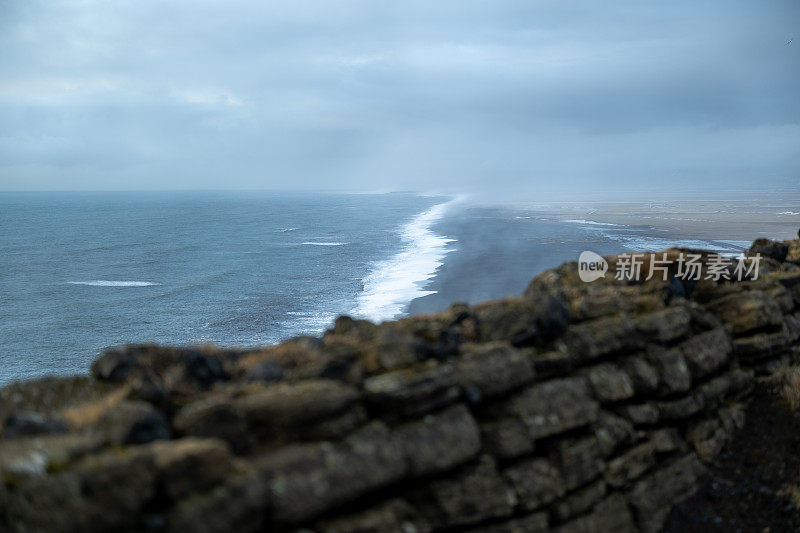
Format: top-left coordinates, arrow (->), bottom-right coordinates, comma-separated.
1,0 -> 798,199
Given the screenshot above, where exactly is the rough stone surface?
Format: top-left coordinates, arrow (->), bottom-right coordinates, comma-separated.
416,455 -> 516,528
503,458 -> 566,511
456,342 -> 535,401
584,363 -> 635,402
502,377 -> 599,440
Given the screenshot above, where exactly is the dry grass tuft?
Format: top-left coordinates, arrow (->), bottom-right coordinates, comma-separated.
777,485 -> 800,509
58,385 -> 130,429
768,365 -> 800,412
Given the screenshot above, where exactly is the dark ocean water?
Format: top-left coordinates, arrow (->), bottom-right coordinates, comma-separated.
0,191 -> 446,384
0,191 -> 757,385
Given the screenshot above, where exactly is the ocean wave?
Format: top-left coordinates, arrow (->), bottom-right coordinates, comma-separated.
562,219 -> 627,227
778,211 -> 800,215
301,242 -> 347,246
603,235 -> 745,257
352,200 -> 457,323
67,280 -> 160,287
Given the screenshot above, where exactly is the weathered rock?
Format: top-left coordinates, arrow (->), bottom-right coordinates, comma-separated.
564,315 -> 640,361
678,327 -> 732,378
286,336 -> 364,384
620,356 -> 660,394
316,498 -> 431,533
0,433 -> 100,480
733,329 -> 793,363
0,376 -> 113,422
762,282 -> 795,313
243,360 -> 284,383
657,393 -> 705,420
503,377 -> 599,440
557,284 -> 634,321
503,458 -> 565,511
92,345 -> 231,393
696,374 -> 731,409
393,404 -> 481,477
748,238 -> 789,262
550,436 -> 607,490
583,363 -> 635,402
456,342 -> 535,401
259,422 -> 407,523
648,428 -> 686,454
633,307 -> 691,343
1,412 -> 67,439
647,347 -> 691,396
480,418 -> 535,461
683,301 -> 724,330
94,400 -> 170,445
605,442 -> 656,488
236,337 -> 322,379
629,454 -> 706,533
172,397 -> 249,452
168,472 -> 268,533
467,512 -> 549,533
593,412 -> 635,456
554,494 -> 635,533
367,328 -> 427,371
528,348 -> 577,378
182,350 -> 227,387
618,403 -> 659,426
416,456 -> 516,528
471,298 -> 540,346
785,240 -> 800,265
363,365 -> 459,418
237,379 -> 358,428
5,447 -> 158,532
91,346 -> 138,383
554,479 -> 607,520
147,438 -> 232,501
706,290 -> 783,335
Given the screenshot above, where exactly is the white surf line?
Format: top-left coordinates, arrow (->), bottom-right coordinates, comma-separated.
562,219 -> 627,227
351,199 -> 458,323
67,280 -> 160,287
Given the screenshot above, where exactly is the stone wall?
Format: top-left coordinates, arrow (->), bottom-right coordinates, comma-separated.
2,237 -> 800,532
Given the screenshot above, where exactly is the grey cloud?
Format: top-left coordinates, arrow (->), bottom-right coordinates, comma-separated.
0,0 -> 798,197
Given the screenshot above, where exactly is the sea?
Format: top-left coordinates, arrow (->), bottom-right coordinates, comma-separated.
0,191 -> 767,385
0,191 -> 455,384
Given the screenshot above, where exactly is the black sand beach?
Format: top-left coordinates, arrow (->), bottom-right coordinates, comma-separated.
409,200 -> 800,315
407,205 -> 625,314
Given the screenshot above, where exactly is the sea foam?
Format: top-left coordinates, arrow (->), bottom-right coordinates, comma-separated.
562,219 -> 626,227
67,280 -> 160,287
352,200 -> 457,323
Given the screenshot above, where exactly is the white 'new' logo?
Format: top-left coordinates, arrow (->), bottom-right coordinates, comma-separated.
578,251 -> 608,282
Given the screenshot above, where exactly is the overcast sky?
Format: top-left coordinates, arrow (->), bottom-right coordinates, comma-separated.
0,0 -> 798,198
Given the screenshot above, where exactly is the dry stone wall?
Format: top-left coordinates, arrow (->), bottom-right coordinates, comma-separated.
2,237 -> 800,532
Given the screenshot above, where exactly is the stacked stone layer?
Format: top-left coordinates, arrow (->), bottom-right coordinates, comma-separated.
2,237 -> 800,532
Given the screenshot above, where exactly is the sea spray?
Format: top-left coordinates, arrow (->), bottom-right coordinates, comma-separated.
352,199 -> 458,322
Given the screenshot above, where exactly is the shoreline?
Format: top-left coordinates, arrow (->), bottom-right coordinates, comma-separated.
407,199 -> 800,315
350,197 -> 458,323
